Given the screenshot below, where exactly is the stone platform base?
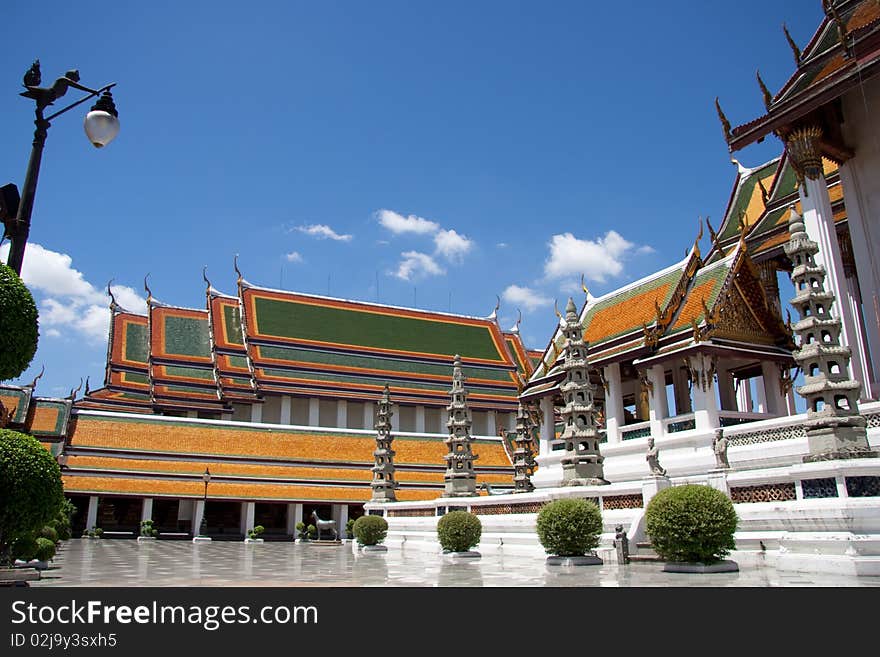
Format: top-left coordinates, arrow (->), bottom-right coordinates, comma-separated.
777,532 -> 880,577
443,551 -> 481,559
136,536 -> 156,542
192,536 -> 212,543
244,538 -> 264,543
310,540 -> 343,547
546,555 -> 603,567
363,544 -> 388,553
663,560 -> 739,573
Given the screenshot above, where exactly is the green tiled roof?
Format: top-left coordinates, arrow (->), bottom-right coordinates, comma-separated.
125,322 -> 149,364
720,160 -> 779,241
163,315 -> 212,359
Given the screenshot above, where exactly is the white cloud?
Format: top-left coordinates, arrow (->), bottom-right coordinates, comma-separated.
0,242 -> 145,342
496,242 -> 508,249
434,229 -> 473,263
635,245 -> 656,255
502,285 -> 553,312
295,224 -> 353,242
285,251 -> 304,263
544,230 -> 648,283
393,251 -> 445,281
376,209 -> 439,235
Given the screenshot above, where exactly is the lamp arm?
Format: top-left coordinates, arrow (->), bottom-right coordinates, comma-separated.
44,82 -> 116,122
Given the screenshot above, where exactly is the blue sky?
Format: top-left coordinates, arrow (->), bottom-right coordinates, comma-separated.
2,1 -> 820,397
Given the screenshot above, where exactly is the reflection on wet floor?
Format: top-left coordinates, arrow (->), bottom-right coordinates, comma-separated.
31,539 -> 880,587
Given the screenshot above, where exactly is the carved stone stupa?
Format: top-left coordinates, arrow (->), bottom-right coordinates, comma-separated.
558,297 -> 608,486
512,402 -> 536,492
783,206 -> 877,461
370,384 -> 399,502
443,354 -> 479,496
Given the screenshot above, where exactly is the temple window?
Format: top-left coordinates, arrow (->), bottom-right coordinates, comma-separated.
807,333 -> 816,344
813,398 -> 825,412
816,304 -> 824,315
809,363 -> 819,376
834,396 -> 850,410
821,331 -> 832,343
803,305 -> 811,317
829,362 -> 841,375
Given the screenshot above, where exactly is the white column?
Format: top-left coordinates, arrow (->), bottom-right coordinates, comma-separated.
647,365 -> 668,437
837,162 -> 880,398
415,405 -> 426,433
603,363 -> 624,444
799,177 -> 872,399
391,407 -> 400,432
240,502 -> 255,535
486,410 -> 497,436
308,398 -> 320,426
754,376 -> 768,414
539,396 -> 555,456
760,361 -> 785,416
336,400 -> 347,428
691,357 -> 720,431
786,387 -> 798,415
86,496 -> 99,529
337,504 -> 349,539
140,498 -> 153,522
285,503 -> 299,535
280,396 -> 291,424
250,403 -> 262,423
735,378 -> 753,413
192,500 -> 205,536
363,402 -> 374,430
715,365 -> 736,412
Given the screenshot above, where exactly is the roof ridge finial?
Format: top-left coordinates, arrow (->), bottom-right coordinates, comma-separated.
756,69 -> 773,110
823,0 -> 848,50
202,265 -> 211,292
233,254 -> 242,285
143,274 -> 153,305
757,176 -> 770,206
783,23 -> 802,65
27,364 -> 45,390
706,216 -> 718,244
580,273 -> 590,300
554,299 -> 562,322
84,376 -> 91,396
488,294 -> 500,321
715,97 -> 732,143
509,308 -> 522,334
68,377 -> 83,400
106,278 -> 118,311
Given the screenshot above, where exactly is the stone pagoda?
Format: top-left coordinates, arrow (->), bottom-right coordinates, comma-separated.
558,297 -> 608,486
512,402 -> 536,493
783,206 -> 876,461
370,384 -> 399,502
443,354 -> 479,497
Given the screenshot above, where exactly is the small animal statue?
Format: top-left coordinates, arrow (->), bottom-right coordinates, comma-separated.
310,511 -> 338,541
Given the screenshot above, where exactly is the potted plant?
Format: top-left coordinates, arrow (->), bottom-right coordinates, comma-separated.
138,519 -> 159,541
307,524 -> 317,541
536,498 -> 603,566
645,484 -> 739,573
245,525 -> 265,543
353,515 -> 388,552
436,510 -> 482,559
295,521 -> 309,543
30,537 -> 55,570
345,518 -> 356,542
82,526 -> 103,539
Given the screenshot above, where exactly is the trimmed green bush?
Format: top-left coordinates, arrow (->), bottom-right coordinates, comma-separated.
645,484 -> 738,564
307,524 -> 317,539
38,525 -> 58,544
352,515 -> 388,546
295,521 -> 308,539
437,511 -> 481,552
140,519 -> 159,538
536,498 -> 603,557
247,525 -> 264,539
0,429 -> 63,564
345,518 -> 355,539
0,262 -> 39,381
34,537 -> 55,562
10,534 -> 38,561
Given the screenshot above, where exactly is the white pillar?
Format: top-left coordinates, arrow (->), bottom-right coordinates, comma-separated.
715,365 -> 736,412
308,398 -> 320,426
799,177 -> 873,399
280,396 -> 291,424
141,498 -> 153,522
486,410 -> 497,436
285,503 -> 298,535
363,402 -> 374,430
837,162 -> 880,398
192,500 -> 205,536
86,496 -> 99,529
539,396 -> 555,456
603,363 -> 624,444
251,403 -> 262,423
760,361 -> 785,416
754,376 -> 768,414
391,407 -> 400,432
647,365 -> 668,437
415,405 -> 426,433
691,357 -> 720,431
240,502 -> 255,535
336,399 -> 347,428
735,378 -> 753,413
337,504 -> 348,539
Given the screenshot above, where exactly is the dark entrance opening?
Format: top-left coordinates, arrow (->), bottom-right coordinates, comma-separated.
254,502 -> 287,539
96,497 -> 141,535
67,495 -> 90,535
152,499 -> 185,535
204,501 -> 241,539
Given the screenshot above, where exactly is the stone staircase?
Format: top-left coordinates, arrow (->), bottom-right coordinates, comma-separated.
627,541 -> 663,563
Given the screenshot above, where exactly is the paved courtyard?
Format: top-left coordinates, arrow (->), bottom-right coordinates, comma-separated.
28,539 -> 880,587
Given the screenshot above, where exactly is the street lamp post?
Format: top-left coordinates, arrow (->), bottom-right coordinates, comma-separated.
199,467 -> 211,537
3,60 -> 119,275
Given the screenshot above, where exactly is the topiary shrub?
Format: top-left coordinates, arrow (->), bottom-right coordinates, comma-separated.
345,518 -> 355,540
536,498 -> 603,557
50,499 -> 75,541
437,511 -> 481,553
11,534 -> 38,561
34,537 -> 55,562
352,515 -> 388,546
140,519 -> 159,538
645,484 -> 738,564
0,429 -> 63,565
295,521 -> 308,540
247,525 -> 264,539
307,524 -> 317,539
38,525 -> 58,544
0,262 -> 39,381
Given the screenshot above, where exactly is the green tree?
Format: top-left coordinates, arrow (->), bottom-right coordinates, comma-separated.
0,263 -> 39,381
